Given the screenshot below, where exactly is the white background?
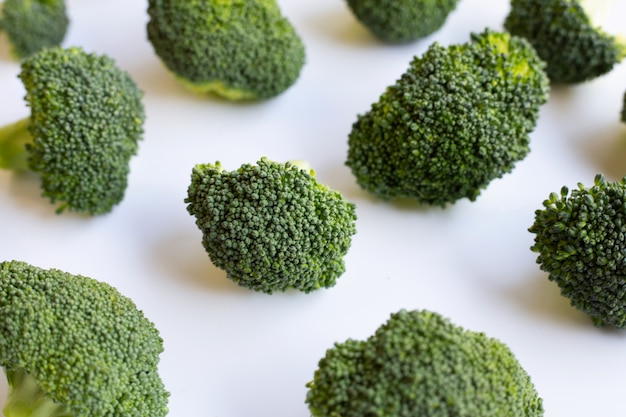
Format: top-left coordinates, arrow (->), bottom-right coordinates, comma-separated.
1,0 -> 626,416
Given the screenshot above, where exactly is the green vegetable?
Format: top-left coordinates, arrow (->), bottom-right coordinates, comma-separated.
0,0 -> 69,59
346,0 -> 460,43
346,29 -> 549,206
185,158 -> 357,294
306,309 -> 544,417
146,0 -> 305,100
0,47 -> 145,215
504,0 -> 626,84
0,260 -> 169,417
621,91 -> 626,123
529,174 -> 626,328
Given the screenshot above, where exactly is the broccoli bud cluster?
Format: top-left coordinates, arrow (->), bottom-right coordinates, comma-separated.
346,29 -> 549,206
186,158 -> 357,294
529,174 -> 626,328
306,309 -> 544,417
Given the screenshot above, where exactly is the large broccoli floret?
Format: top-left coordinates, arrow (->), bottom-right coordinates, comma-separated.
346,0 -> 460,43
0,260 -> 169,417
0,46 -> 145,215
529,174 -> 626,328
504,0 -> 626,84
346,29 -> 549,206
146,0 -> 305,100
306,309 -> 544,417
185,158 -> 357,294
0,0 -> 69,59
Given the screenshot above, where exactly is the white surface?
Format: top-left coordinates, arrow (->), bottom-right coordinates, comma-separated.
1,0 -> 626,416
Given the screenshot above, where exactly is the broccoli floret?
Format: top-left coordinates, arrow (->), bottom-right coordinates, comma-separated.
529,174 -> 626,328
0,0 -> 69,59
621,91 -> 626,123
346,29 -> 549,206
306,309 -> 544,417
0,46 -> 145,215
504,0 -> 626,84
346,0 -> 460,43
146,0 -> 305,100
0,260 -> 170,417
185,158 -> 357,294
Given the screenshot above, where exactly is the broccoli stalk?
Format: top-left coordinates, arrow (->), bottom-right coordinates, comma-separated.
4,369 -> 70,417
0,118 -> 30,171
504,0 -> 626,84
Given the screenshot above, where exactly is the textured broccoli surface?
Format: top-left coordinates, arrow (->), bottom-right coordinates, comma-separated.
0,260 -> 169,417
185,158 -> 357,294
0,0 -> 69,59
147,0 -> 305,100
529,174 -> 626,328
346,0 -> 460,43
306,309 -> 544,417
346,29 -> 549,206
504,0 -> 626,84
0,47 -> 145,215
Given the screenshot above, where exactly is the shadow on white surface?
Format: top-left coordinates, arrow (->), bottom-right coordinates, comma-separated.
506,272 -> 600,328
302,5 -> 383,47
575,124 -> 626,181
152,227 -> 251,294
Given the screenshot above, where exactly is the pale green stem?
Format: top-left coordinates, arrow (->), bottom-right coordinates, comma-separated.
0,117 -> 33,171
3,368 -> 72,417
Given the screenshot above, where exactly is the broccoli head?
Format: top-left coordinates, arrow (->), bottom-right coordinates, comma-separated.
146,0 -> 305,100
529,174 -> 626,328
0,0 -> 69,59
0,46 -> 145,215
504,0 -> 626,84
185,158 -> 357,294
346,0 -> 460,43
306,309 -> 544,417
346,29 -> 549,206
0,260 -> 169,417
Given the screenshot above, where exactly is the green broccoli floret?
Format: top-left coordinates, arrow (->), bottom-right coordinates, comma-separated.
504,0 -> 626,84
0,0 -> 69,59
346,0 -> 460,43
0,260 -> 170,417
146,0 -> 305,100
0,46 -> 145,215
346,29 -> 549,206
621,91 -> 626,123
529,174 -> 626,328
306,309 -> 544,417
185,158 -> 357,294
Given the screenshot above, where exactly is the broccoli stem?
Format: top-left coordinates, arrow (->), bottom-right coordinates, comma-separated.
3,368 -> 72,417
0,118 -> 32,171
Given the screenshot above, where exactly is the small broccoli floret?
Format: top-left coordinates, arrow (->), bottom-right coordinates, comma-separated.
306,309 -> 544,417
185,157 -> 357,294
147,0 -> 305,100
346,29 -> 549,206
0,0 -> 69,59
0,260 -> 170,417
529,174 -> 626,328
504,0 -> 626,84
0,46 -> 145,215
346,0 -> 460,43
